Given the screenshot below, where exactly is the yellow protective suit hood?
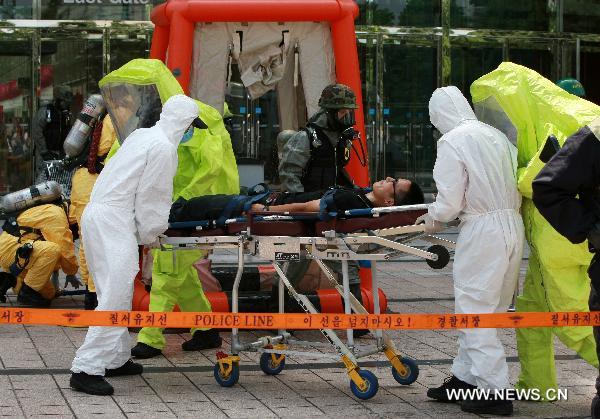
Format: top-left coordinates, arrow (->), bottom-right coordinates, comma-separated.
471,62 -> 600,198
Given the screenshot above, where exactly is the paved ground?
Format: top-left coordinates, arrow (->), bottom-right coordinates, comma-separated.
0,234 -> 596,418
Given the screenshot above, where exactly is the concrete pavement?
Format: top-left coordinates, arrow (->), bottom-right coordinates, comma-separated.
0,254 -> 595,418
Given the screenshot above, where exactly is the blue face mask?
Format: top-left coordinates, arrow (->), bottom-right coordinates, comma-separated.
180,127 -> 194,143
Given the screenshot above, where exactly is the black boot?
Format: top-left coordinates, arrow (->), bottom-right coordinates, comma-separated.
461,396 -> 513,416
427,375 -> 477,402
17,284 -> 51,307
105,360 -> 143,377
84,290 -> 98,310
131,342 -> 162,359
593,395 -> 600,419
70,372 -> 114,396
182,329 -> 222,351
0,272 -> 16,303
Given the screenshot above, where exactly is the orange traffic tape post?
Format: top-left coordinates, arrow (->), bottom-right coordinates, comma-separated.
0,308 -> 599,330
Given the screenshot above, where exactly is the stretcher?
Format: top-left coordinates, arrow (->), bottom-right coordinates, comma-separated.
160,203 -> 455,400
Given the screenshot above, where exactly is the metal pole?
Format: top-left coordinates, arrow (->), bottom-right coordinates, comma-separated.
342,260 -> 354,347
576,37 -> 581,81
440,0 -> 451,87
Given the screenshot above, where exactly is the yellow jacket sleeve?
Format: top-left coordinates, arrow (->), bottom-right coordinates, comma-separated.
18,204 -> 79,275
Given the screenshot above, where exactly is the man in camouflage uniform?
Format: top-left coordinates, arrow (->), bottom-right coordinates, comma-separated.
279,83 -> 358,192
278,84 -> 365,317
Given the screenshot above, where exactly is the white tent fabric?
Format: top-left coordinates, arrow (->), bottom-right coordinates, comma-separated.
189,22 -> 335,129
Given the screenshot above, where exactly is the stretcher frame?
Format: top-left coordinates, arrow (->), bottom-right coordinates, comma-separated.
160,203 -> 455,399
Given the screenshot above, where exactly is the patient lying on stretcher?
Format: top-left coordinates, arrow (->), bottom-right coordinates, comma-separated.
169,177 -> 424,222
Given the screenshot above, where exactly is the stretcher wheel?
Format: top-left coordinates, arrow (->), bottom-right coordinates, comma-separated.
350,370 -> 379,400
259,352 -> 285,375
213,362 -> 240,387
426,245 -> 450,269
392,357 -> 419,385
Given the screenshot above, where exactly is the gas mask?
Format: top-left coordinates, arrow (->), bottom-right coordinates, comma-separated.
338,109 -> 356,128
327,109 -> 356,131
180,126 -> 194,144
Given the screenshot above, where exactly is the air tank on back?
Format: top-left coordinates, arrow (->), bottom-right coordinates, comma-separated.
0,181 -> 63,214
63,94 -> 105,158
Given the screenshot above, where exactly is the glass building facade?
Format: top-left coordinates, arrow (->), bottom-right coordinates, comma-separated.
1,0 -> 600,193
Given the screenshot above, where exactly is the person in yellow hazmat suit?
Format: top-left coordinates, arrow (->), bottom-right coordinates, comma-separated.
131,98 -> 240,358
68,114 -> 117,310
470,62 -> 599,398
0,201 -> 78,307
95,58 -> 239,358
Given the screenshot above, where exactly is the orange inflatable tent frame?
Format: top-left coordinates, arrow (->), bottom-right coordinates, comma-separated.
149,0 -> 369,187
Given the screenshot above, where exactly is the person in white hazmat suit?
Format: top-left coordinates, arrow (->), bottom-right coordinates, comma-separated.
420,86 -> 524,416
69,94 -> 201,396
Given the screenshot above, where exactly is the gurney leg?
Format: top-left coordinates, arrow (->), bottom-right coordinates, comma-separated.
273,263 -> 371,394
278,265 -> 286,337
371,261 -> 383,342
313,258 -> 418,382
230,242 -> 245,353
342,260 -> 354,348
272,263 -> 359,365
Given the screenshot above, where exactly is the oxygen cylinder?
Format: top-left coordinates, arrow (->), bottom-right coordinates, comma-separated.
0,181 -> 62,214
63,94 -> 105,158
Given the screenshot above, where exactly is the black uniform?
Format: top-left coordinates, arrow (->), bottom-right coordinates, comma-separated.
301,123 -> 354,191
532,120 -> 600,417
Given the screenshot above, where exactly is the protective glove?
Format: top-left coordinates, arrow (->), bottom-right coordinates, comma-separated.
415,213 -> 444,234
65,274 -> 83,289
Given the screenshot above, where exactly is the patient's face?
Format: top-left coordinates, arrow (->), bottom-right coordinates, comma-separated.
372,177 -> 411,205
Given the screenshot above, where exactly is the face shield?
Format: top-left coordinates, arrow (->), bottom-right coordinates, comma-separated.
100,83 -> 163,144
474,96 -> 517,146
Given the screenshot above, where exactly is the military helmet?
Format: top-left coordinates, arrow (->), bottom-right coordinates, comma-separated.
556,78 -> 586,97
318,84 -> 358,109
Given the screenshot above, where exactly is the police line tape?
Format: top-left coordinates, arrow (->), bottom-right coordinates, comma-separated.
1,308 -> 599,330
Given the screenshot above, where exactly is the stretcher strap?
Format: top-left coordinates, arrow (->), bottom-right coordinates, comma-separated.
0,308 -> 597,330
216,195 -> 249,227
169,220 -> 212,229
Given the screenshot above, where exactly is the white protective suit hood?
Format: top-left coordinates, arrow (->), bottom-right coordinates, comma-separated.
155,94 -> 200,146
429,86 -> 477,134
